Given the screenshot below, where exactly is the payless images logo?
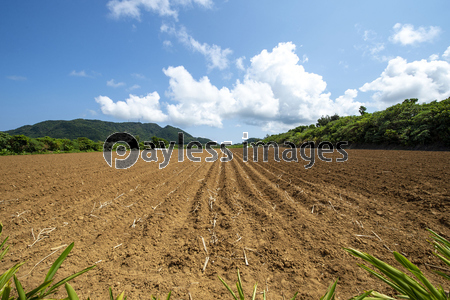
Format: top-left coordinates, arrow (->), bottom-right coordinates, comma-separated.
103,132 -> 348,170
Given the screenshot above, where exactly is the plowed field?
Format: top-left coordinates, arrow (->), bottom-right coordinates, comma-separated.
0,149 -> 449,299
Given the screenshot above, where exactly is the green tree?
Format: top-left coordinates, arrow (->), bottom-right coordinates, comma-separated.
359,106 -> 367,115
9,135 -> 29,153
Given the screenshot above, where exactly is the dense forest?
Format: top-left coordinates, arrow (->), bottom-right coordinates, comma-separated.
263,98 -> 450,148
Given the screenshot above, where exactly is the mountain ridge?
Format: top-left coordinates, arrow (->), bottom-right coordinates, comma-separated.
4,119 -> 211,144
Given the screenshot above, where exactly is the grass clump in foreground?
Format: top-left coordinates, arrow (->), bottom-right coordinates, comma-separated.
1,221 -> 449,300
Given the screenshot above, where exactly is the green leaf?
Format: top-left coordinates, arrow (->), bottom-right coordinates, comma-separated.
46,265 -> 95,295
289,291 -> 299,300
45,243 -> 74,283
393,252 -> 443,300
65,282 -> 80,300
165,291 -> 171,300
13,275 -> 26,300
109,287 -> 114,300
1,282 -> 10,300
433,270 -> 450,281
25,279 -> 53,299
320,279 -> 338,300
218,275 -> 238,300
236,269 -> 244,300
0,262 -> 25,289
251,283 -> 257,300
0,245 -> 10,261
115,291 -> 125,300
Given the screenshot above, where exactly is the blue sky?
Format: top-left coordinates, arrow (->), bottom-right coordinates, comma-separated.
1,0 -> 450,143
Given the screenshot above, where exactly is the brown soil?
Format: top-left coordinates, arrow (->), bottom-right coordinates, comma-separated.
0,149 -> 449,299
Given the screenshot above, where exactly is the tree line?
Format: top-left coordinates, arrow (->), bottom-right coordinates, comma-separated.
263,98 -> 450,148
0,133 -> 172,155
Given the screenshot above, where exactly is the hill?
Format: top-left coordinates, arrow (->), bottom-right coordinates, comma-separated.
263,98 -> 450,149
4,119 -> 211,144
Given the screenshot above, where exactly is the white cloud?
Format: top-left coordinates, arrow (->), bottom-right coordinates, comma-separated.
128,84 -> 141,91
236,56 -> 245,71
107,0 -> 177,20
442,46 -> 450,61
96,42 -> 363,130
162,42 -> 362,129
107,79 -> 126,88
163,40 -> 172,48
95,93 -> 168,122
390,23 -> 441,46
161,25 -> 232,70
131,73 -> 147,79
107,0 -> 213,20
163,66 -> 235,127
301,54 -> 308,63
360,56 -> 450,106
69,70 -> 89,77
363,30 -> 377,41
6,75 -> 27,81
429,54 -> 439,61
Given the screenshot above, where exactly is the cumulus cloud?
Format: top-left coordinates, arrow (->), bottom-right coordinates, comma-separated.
161,24 -> 232,70
96,42 -> 364,131
107,79 -> 126,88
163,66 -> 234,127
390,23 -> 441,46
95,93 -> 168,122
360,56 -> 450,106
107,0 -> 212,20
161,42 -> 362,130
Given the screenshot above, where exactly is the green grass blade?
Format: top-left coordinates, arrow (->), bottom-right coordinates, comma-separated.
251,283 -> 257,300
434,252 -> 450,268
289,291 -> 299,300
46,265 -> 95,295
345,248 -> 430,299
427,229 -> 450,249
25,279 -> 52,299
370,291 -> 397,299
350,290 -> 373,300
393,252 -> 443,300
236,269 -> 244,300
218,276 -> 238,300
0,262 -> 25,289
13,275 -> 26,300
115,291 -> 125,300
109,287 -> 114,300
65,282 -> 80,300
358,264 -> 404,294
165,291 -> 171,300
434,270 -> 450,281
1,282 -> 11,300
320,279 -> 338,300
0,245 -> 10,261
236,282 -> 244,300
45,243 -> 74,283
263,290 -> 266,300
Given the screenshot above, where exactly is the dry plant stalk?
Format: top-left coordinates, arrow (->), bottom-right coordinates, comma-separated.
29,227 -> 56,247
